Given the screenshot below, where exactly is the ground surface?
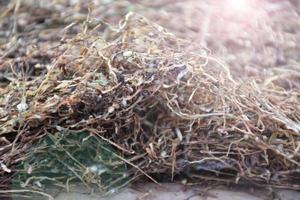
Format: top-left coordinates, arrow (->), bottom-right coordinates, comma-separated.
52,183 -> 300,200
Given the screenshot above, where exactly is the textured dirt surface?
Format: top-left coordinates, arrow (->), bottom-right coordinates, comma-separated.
52,183 -> 300,200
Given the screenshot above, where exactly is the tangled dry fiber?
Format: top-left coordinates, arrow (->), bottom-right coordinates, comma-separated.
1,11 -> 300,197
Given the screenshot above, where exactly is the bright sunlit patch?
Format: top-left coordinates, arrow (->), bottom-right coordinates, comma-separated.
226,0 -> 251,12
